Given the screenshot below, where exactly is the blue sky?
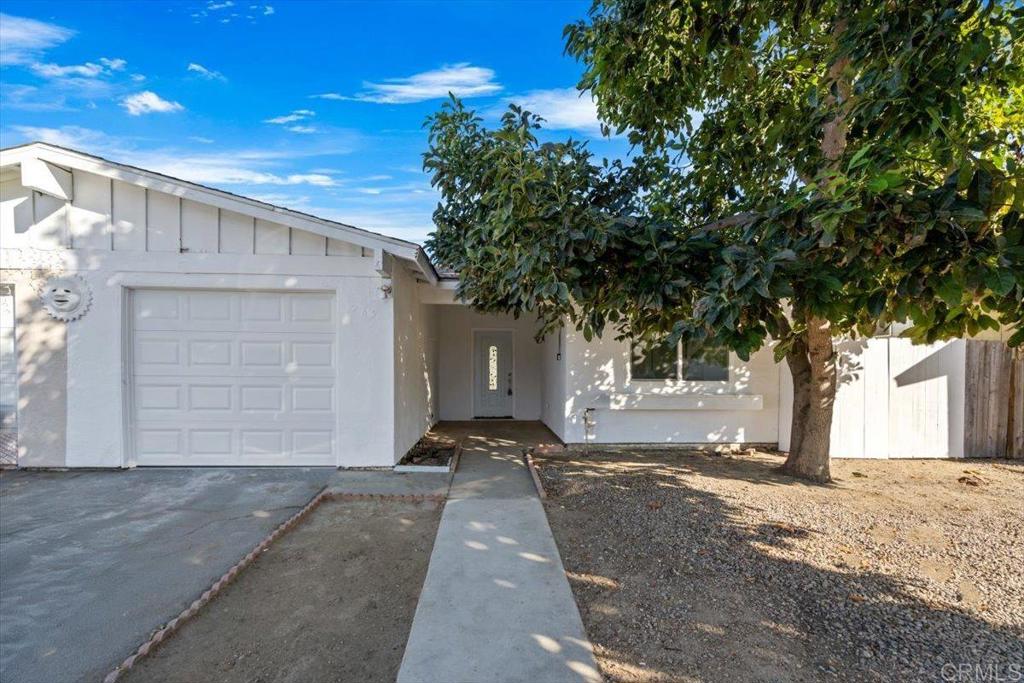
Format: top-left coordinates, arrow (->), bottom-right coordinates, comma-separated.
0,1 -> 628,244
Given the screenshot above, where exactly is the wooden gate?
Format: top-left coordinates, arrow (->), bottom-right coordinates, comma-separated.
964,341 -> 1023,459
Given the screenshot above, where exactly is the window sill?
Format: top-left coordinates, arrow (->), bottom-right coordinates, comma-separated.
601,393 -> 763,411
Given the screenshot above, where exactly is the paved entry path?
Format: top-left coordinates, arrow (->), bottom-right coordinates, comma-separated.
398,422 -> 601,683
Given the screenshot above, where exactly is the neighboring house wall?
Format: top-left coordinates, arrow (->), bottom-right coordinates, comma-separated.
0,271 -> 67,467
779,338 -> 968,458
392,262 -> 438,462
1,168 -> 396,467
435,306 -> 543,421
561,327 -> 780,445
540,326 -> 567,441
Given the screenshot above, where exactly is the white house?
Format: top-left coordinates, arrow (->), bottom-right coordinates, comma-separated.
1,143 -> 1018,468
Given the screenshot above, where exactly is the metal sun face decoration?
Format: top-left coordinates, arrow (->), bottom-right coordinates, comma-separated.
39,275 -> 92,322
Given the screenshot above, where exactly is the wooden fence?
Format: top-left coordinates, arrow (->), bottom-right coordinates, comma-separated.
781,337 -> 1023,459
964,340 -> 1023,459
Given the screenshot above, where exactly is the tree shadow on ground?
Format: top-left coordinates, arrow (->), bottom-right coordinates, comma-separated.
538,450 -> 1024,683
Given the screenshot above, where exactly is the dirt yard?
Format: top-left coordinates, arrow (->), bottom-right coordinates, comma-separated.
123,497 -> 442,683
536,450 -> 1024,682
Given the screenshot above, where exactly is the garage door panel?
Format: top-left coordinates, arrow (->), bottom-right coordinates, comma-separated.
135,426 -> 335,466
188,384 -> 233,410
189,340 -> 233,368
131,289 -> 336,466
134,334 -> 334,377
292,386 -> 333,413
240,341 -> 283,367
289,294 -> 334,323
135,338 -> 181,366
135,384 -> 182,411
135,380 -> 333,420
134,290 -> 334,334
240,385 -> 284,412
289,341 -> 333,369
242,431 -> 284,457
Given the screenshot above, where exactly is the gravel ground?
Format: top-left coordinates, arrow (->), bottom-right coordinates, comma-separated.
123,498 -> 443,683
536,449 -> 1024,683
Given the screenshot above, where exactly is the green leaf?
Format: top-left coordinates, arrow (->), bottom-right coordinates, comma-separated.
847,145 -> 872,170
984,270 -> 1015,296
867,291 -> 886,317
867,176 -> 889,193
936,277 -> 963,306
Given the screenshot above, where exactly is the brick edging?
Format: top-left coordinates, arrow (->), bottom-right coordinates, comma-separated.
523,449 -> 547,500
103,490 -> 444,683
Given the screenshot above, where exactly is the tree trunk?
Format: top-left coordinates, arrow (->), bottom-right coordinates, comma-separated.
785,335 -> 812,460
777,19 -> 849,483
782,316 -> 837,482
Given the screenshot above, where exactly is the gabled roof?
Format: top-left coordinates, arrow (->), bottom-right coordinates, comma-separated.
0,141 -> 439,283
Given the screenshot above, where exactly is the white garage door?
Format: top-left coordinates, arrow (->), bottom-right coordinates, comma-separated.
130,289 -> 337,466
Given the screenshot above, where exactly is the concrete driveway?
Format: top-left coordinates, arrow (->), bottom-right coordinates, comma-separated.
0,468 -> 333,683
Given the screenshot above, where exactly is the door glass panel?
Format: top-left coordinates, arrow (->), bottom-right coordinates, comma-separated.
488,345 -> 498,390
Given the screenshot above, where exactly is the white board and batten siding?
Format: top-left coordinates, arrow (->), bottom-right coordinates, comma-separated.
2,169 -> 370,258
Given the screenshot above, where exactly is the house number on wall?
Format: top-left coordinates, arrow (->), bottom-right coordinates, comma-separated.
39,275 -> 92,322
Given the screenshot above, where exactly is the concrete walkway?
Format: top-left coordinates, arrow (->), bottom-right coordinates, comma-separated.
398,422 -> 601,683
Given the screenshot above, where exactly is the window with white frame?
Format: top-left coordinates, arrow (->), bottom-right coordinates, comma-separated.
630,339 -> 729,382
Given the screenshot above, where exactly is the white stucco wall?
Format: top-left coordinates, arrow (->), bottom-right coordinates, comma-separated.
0,270 -> 67,467
562,327 -> 781,445
779,338 -> 967,458
540,326 -> 567,441
1,169 -> 398,468
434,306 -> 543,421
392,262 -> 438,462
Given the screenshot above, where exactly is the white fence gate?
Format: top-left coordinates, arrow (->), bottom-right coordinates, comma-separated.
780,337 -> 969,459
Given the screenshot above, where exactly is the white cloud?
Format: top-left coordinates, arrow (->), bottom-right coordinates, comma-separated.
121,91 -> 185,115
28,57 -> 127,79
187,62 -> 226,81
351,63 -> 501,104
131,74 -> 146,82
99,57 -> 127,71
188,135 -> 215,144
0,83 -> 66,111
207,0 -> 234,9
311,92 -> 344,100
30,61 -> 104,78
287,125 -> 317,134
263,5 -> 275,15
264,109 -> 314,124
0,13 -> 74,66
7,125 -> 107,149
1,74 -> 114,111
1,125 -> 354,190
497,88 -> 604,135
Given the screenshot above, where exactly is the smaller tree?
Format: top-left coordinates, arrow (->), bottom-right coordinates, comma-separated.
426,0 -> 1023,482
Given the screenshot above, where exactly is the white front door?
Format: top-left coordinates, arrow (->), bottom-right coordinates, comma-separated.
130,289 -> 337,466
474,331 -> 514,418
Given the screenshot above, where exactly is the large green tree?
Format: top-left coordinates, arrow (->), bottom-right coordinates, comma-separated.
426,0 -> 1023,482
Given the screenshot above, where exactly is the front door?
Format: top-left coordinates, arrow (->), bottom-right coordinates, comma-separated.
474,331 -> 514,418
